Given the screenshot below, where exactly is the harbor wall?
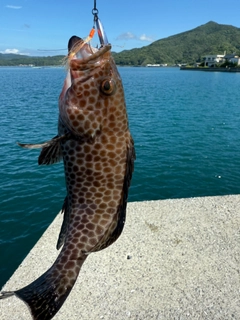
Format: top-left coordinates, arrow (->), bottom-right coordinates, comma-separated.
180,66 -> 240,72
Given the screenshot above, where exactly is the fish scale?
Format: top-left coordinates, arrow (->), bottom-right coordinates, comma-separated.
0,36 -> 135,320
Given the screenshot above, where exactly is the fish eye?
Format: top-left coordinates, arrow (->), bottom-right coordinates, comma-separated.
100,79 -> 116,96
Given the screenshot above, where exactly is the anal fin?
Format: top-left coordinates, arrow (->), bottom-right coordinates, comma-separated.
56,197 -> 69,250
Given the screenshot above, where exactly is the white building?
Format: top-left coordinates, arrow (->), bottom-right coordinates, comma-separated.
224,54 -> 240,65
229,57 -> 240,65
204,55 -> 225,67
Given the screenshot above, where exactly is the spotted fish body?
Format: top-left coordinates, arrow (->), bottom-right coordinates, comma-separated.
0,36 -> 135,319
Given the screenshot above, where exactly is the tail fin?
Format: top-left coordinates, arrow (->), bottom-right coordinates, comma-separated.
0,254 -> 87,320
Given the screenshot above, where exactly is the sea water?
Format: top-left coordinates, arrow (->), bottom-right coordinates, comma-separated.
0,66 -> 240,287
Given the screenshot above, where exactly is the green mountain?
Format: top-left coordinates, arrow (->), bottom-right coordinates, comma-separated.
112,21 -> 240,66
1,21 -> 240,66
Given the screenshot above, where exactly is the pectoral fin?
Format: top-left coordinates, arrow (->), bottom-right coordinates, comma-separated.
17,134 -> 70,165
38,137 -> 62,165
17,135 -> 61,149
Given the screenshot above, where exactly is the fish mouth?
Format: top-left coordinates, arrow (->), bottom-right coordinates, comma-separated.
68,36 -> 111,69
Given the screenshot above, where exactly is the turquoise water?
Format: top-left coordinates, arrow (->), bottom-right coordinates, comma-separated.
0,66 -> 240,287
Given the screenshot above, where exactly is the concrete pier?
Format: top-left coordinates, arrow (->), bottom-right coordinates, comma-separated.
180,66 -> 240,72
1,195 -> 240,319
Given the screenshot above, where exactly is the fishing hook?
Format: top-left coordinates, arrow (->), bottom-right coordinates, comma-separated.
91,0 -> 109,46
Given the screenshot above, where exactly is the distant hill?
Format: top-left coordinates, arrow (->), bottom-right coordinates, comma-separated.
112,21 -> 240,66
0,53 -> 29,60
0,53 -> 64,66
1,21 -> 240,66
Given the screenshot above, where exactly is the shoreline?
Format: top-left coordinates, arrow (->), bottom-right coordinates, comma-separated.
180,66 -> 240,72
1,195 -> 240,319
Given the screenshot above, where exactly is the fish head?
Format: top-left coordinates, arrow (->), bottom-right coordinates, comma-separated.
59,36 -> 127,138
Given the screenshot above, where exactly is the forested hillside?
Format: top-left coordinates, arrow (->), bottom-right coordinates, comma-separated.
0,54 -> 64,66
1,21 -> 240,66
112,21 -> 240,66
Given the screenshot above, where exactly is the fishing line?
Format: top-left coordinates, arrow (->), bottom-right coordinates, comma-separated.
77,0 -> 100,44
92,0 -> 98,16
37,49 -> 67,52
92,0 -> 109,46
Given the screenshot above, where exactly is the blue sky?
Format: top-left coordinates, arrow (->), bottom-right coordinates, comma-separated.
1,0 -> 240,56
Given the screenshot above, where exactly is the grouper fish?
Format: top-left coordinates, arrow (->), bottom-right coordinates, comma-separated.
0,34 -> 135,319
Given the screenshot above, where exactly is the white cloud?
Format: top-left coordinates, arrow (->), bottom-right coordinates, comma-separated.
3,49 -> 20,54
116,32 -> 137,40
0,49 -> 28,55
139,34 -> 154,42
116,32 -> 154,42
6,5 -> 22,9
